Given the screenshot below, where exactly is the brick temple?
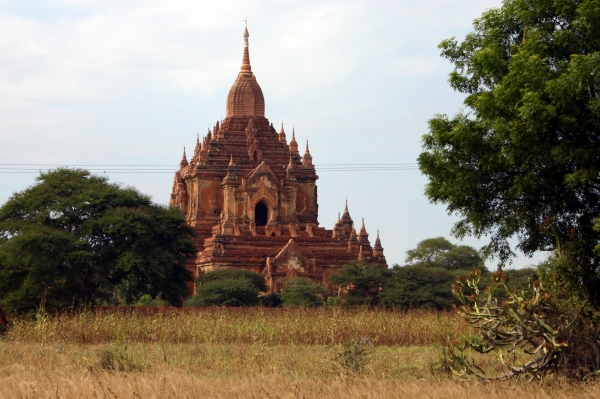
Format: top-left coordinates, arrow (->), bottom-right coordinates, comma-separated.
170,26 -> 387,293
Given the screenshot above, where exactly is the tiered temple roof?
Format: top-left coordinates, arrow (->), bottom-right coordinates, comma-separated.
170,26 -> 386,293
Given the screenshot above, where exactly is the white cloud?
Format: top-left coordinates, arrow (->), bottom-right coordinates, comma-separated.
1,0 -> 538,268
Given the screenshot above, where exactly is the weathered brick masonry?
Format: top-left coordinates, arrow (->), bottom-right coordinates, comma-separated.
170,26 -> 387,293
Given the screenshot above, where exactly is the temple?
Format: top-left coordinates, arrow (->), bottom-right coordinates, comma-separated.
170,26 -> 387,293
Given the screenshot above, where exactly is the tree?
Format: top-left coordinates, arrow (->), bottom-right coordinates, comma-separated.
380,266 -> 455,310
405,237 -> 484,271
185,279 -> 259,307
281,277 -> 324,307
405,237 -> 455,267
195,269 -> 267,292
328,261 -> 392,306
185,269 -> 267,307
418,0 -> 600,304
0,169 -> 196,311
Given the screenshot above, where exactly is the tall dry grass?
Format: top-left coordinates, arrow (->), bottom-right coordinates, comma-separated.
1,371 -> 598,399
7,307 -> 467,346
1,308 -> 598,397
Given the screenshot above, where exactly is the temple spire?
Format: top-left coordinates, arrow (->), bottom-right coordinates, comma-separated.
289,128 -> 299,155
302,140 -> 313,168
180,147 -> 188,168
240,22 -> 252,73
279,123 -> 287,143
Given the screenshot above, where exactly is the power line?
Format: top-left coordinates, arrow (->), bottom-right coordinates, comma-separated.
0,163 -> 420,174
0,163 -> 419,167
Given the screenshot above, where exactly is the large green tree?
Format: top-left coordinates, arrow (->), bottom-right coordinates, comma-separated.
419,0 -> 600,304
329,261 -> 392,306
405,237 -> 484,271
0,169 -> 196,311
380,266 -> 455,310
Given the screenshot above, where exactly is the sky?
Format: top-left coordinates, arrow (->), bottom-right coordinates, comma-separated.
0,0 -> 548,269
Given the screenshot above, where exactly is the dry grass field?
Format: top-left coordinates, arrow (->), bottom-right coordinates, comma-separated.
0,308 -> 597,398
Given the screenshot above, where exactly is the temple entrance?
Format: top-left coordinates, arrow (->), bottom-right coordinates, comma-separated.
255,201 -> 268,226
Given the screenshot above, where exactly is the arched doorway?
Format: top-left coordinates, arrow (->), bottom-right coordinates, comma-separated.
255,201 -> 268,226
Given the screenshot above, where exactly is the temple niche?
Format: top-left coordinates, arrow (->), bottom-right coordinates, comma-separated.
170,26 -> 387,293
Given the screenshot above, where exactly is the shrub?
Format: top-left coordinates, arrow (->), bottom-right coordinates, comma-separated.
195,269 -> 267,292
380,266 -> 455,310
135,294 -> 163,306
96,345 -> 144,372
448,267 -> 600,381
185,279 -> 259,307
333,337 -> 373,374
328,261 -> 392,306
281,278 -> 323,308
259,293 -> 283,308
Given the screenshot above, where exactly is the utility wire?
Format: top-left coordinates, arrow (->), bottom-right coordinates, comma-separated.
0,163 -> 420,174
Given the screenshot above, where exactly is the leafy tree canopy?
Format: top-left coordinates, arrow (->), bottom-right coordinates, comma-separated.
185,279 -> 259,307
195,269 -> 267,292
0,169 -> 196,311
405,237 -> 484,271
281,277 -> 324,308
419,0 -> 600,304
329,261 -> 392,306
380,265 -> 455,310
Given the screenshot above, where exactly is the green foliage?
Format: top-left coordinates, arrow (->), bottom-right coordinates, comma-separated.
135,294 -> 164,307
419,0 -> 600,305
185,279 -> 259,307
187,269 -> 267,307
195,269 -> 267,292
0,169 -> 196,312
380,266 -> 455,310
328,261 -> 392,306
259,293 -> 283,308
281,278 -> 324,308
405,237 -> 455,267
326,296 -> 338,307
405,237 -> 484,271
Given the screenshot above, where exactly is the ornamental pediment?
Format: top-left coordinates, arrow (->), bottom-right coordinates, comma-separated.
264,239 -> 316,276
246,161 -> 279,189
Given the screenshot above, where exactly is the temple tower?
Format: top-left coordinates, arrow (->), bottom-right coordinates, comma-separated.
170,26 -> 386,293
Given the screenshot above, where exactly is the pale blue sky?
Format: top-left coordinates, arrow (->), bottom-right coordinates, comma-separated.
0,0 -> 547,268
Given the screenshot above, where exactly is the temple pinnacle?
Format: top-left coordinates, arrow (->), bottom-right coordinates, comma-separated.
240,22 -> 252,73
180,146 -> 188,168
